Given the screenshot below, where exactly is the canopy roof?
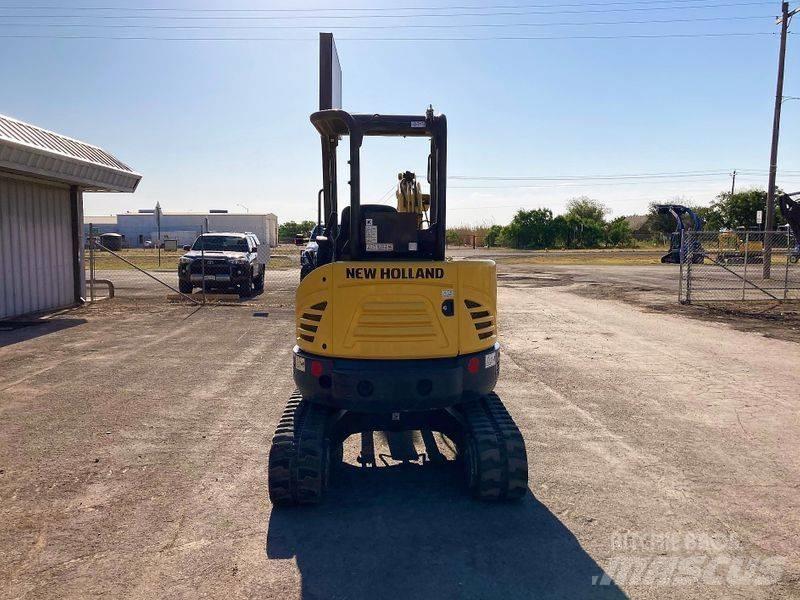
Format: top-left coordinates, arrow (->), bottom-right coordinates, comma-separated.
0,113 -> 141,193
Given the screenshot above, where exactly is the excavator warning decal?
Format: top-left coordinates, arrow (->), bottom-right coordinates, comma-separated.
365,218 -> 378,244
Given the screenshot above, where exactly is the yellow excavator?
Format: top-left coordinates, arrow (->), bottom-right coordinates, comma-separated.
267,33 -> 528,506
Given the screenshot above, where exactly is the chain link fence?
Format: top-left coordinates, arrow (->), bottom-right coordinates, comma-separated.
84,232 -> 300,305
679,230 -> 800,303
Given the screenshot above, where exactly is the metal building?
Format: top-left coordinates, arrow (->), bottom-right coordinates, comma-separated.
85,211 -> 279,248
0,113 -> 140,320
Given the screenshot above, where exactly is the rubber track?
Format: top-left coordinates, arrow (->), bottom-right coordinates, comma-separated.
463,392 -> 528,501
268,391 -> 329,506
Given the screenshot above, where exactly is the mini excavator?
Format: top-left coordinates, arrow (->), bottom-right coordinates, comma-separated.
268,33 -> 528,506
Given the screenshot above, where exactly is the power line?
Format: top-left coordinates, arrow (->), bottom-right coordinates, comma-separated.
447,170 -> 800,189
451,168 -> 800,180
453,170 -> 747,181
0,15 -> 772,30
0,32 -> 776,41
451,180 -> 734,189
446,197 -> 709,209
0,2 -> 780,21
0,0 -> 768,12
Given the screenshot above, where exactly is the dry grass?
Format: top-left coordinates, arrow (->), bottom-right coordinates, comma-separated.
89,249 -> 298,271
493,249 -> 667,266
90,249 -> 181,271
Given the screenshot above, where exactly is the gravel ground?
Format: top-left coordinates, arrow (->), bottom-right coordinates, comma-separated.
1,264 -> 799,599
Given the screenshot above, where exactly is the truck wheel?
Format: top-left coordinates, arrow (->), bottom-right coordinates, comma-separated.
300,264 -> 313,281
179,280 -> 193,294
254,267 -> 265,293
240,275 -> 254,298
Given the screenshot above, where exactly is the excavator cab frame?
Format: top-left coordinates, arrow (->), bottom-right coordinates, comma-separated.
311,108 -> 447,263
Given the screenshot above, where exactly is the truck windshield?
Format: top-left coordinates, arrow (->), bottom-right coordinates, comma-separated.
192,235 -> 249,252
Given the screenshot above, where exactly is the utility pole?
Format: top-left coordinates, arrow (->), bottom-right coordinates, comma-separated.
765,1 -> 797,277
730,169 -> 737,200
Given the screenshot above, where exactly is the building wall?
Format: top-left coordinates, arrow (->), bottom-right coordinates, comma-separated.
114,213 -> 278,248
0,174 -> 77,319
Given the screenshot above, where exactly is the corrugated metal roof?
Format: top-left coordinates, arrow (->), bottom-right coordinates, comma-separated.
0,113 -> 141,193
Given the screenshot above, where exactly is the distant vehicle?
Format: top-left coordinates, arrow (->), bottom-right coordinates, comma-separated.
300,224 -> 325,280
99,233 -> 123,251
178,232 -> 266,298
717,229 -> 764,265
656,204 -> 704,264
245,232 -> 261,250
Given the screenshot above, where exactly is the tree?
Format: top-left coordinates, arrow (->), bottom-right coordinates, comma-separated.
445,229 -> 462,246
561,197 -> 608,248
485,224 -> 504,247
279,220 -> 316,240
643,204 -> 677,235
605,216 -> 633,247
563,214 -> 604,248
551,215 -> 571,248
711,188 -> 784,229
690,205 -> 723,231
500,208 -> 555,249
565,197 -> 608,223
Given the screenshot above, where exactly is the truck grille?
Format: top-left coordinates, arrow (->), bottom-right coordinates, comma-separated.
189,260 -> 231,276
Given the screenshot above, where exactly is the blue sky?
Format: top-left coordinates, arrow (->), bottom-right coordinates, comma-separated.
1,0 -> 799,225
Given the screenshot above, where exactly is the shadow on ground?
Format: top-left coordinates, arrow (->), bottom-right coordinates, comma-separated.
0,318 -> 87,348
266,462 -> 626,599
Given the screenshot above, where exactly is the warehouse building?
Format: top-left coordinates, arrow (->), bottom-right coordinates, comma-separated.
84,210 -> 278,248
0,113 -> 140,320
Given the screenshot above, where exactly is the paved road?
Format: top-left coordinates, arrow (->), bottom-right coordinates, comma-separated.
499,264 -> 681,294
1,266 -> 798,599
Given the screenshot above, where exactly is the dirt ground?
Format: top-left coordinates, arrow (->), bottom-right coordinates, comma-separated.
494,261 -> 800,344
1,261 -> 799,599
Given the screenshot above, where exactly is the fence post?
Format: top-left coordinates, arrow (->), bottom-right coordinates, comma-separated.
678,230 -> 685,303
742,231 -> 749,301
685,231 -> 692,304
785,230 -> 790,301
89,223 -> 95,303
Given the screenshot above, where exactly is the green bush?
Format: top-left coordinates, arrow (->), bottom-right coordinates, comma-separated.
485,224 -> 504,247
279,220 -> 316,240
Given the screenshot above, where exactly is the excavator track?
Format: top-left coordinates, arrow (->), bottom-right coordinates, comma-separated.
268,391 -> 330,507
461,392 -> 528,501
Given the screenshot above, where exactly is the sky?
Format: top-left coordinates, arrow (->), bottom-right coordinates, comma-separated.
1,0 -> 799,226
